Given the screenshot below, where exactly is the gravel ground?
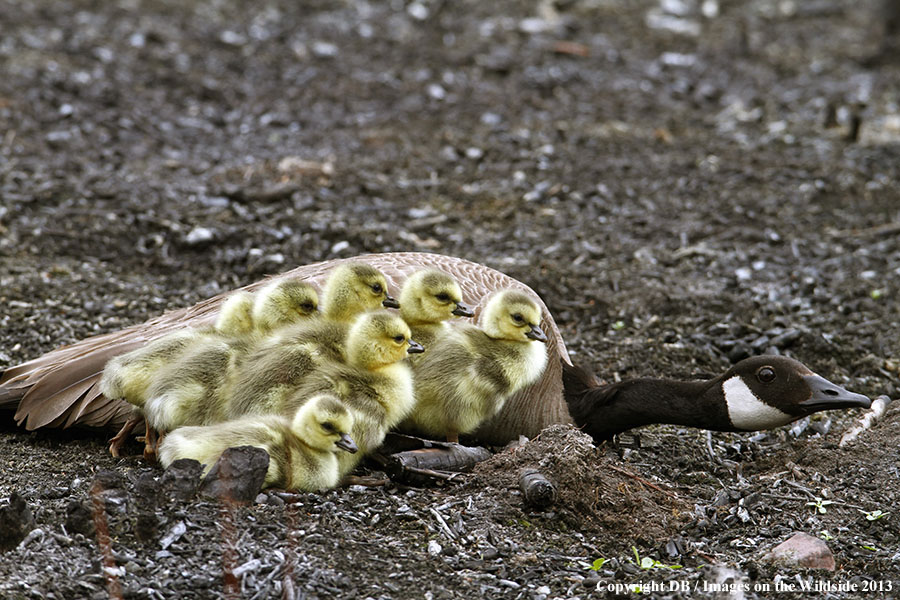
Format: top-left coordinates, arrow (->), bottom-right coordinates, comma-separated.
1,0 -> 899,598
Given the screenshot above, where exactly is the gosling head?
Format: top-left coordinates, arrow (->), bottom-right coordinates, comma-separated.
480,290 -> 548,343
399,269 -> 474,326
215,291 -> 256,337
321,262 -> 399,322
345,310 -> 424,370
292,394 -> 358,454
253,278 -> 319,333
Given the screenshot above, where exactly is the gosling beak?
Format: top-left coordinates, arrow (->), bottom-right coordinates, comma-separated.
797,374 -> 872,413
336,433 -> 358,454
525,324 -> 548,343
407,339 -> 425,354
452,302 -> 475,318
383,295 -> 400,309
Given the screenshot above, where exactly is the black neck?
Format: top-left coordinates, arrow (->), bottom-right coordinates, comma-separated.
563,365 -> 733,442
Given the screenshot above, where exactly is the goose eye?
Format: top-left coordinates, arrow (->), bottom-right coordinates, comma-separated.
321,422 -> 336,433
436,293 -> 450,302
393,334 -> 406,343
512,314 -> 524,323
372,284 -> 383,294
757,366 -> 776,383
301,303 -> 316,312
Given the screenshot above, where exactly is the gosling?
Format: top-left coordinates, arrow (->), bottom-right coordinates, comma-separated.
279,310 -> 423,476
158,394 -> 358,491
103,291 -> 255,457
225,262 -> 398,419
398,268 -> 474,352
140,280 -> 320,450
401,289 -> 548,443
251,277 -> 319,335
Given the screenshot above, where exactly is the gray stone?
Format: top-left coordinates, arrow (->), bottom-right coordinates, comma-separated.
762,532 -> 836,571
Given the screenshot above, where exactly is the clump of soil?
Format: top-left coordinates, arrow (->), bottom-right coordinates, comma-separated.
473,425 -> 688,540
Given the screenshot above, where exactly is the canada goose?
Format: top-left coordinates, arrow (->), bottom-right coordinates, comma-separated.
251,278 -> 319,334
158,394 -> 358,491
398,268 -> 474,351
279,310 -> 423,475
401,289 -> 549,443
102,291 -> 256,457
0,253 -> 871,445
562,355 -> 873,443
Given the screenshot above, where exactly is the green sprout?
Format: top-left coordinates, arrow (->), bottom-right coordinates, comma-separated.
861,545 -> 877,551
631,546 -> 682,570
819,530 -> 834,541
862,510 -> 888,521
612,320 -> 626,331
806,498 -> 834,514
587,558 -> 607,571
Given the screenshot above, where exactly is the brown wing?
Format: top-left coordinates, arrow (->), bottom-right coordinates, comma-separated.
0,252 -> 571,444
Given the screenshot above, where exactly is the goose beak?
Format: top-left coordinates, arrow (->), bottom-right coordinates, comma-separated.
525,324 -> 548,343
407,339 -> 425,354
798,374 -> 872,412
382,295 -> 400,309
452,302 -> 475,318
336,433 -> 358,454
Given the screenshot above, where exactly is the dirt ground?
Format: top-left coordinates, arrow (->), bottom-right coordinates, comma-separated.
1,0 -> 899,598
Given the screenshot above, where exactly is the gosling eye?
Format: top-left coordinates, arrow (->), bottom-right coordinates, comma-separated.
757,366 -> 776,383
436,292 -> 451,302
301,303 -> 316,312
321,422 -> 336,433
512,313 -> 525,324
393,334 -> 406,343
371,283 -> 383,294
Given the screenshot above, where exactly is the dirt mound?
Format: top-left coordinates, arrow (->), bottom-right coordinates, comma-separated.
473,425 -> 689,540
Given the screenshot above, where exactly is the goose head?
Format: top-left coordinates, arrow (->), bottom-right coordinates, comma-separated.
321,262 -> 399,322
292,394 -> 358,454
252,278 -> 319,334
480,290 -> 548,343
214,291 -> 256,337
719,355 -> 872,431
345,310 -> 424,370
399,268 -> 474,326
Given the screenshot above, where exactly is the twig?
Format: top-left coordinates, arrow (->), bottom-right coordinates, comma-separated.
220,496 -> 240,600
606,464 -> 678,499
429,507 -> 458,540
840,396 -> 892,447
90,481 -> 124,600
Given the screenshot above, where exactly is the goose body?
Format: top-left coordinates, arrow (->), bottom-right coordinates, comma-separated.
279,310 -> 422,475
563,355 -> 873,443
401,289 -> 549,442
158,394 -> 358,491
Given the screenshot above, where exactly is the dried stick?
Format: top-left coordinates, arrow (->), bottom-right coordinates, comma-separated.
839,395 -> 891,447
90,481 -> 124,600
606,464 -> 679,499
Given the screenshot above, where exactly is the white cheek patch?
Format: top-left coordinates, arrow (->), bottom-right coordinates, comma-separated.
723,376 -> 793,431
